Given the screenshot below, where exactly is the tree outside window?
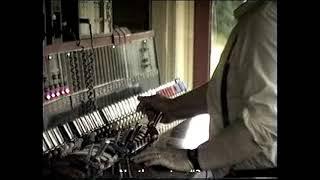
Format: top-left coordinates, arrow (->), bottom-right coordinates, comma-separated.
210,1 -> 244,76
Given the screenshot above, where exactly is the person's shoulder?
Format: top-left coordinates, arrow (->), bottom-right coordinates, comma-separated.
236,1 -> 277,56
235,0 -> 276,20
241,1 -> 276,29
257,1 -> 277,19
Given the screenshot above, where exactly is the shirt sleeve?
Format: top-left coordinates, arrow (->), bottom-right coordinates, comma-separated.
198,1 -> 277,169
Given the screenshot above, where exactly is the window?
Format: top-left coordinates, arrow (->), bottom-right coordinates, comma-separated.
210,1 -> 244,76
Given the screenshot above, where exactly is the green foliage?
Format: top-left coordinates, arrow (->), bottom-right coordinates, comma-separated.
214,1 -> 243,40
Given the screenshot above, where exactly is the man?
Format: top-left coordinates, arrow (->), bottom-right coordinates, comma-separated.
132,0 -> 277,178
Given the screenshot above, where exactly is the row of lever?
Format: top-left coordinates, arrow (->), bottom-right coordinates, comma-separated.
42,80 -> 187,157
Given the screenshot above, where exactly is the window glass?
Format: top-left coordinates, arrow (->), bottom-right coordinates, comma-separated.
210,1 -> 244,76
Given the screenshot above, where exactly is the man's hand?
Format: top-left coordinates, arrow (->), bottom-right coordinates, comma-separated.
131,146 -> 194,172
137,94 -> 177,123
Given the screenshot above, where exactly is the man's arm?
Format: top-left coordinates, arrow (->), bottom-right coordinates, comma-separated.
170,82 -> 209,119
137,82 -> 209,122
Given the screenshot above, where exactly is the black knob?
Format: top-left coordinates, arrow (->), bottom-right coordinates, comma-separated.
53,150 -> 59,156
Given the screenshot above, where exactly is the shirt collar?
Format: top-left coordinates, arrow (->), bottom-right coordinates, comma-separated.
234,0 -> 266,19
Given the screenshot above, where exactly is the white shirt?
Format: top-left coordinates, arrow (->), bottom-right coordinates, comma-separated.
199,1 -> 277,168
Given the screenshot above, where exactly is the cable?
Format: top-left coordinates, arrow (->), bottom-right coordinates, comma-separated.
84,21 -> 97,113
73,18 -> 97,114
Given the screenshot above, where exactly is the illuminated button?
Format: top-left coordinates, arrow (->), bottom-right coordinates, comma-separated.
51,92 -> 56,98
56,91 -> 61,97
45,94 -> 51,100
61,90 -> 65,95
65,88 -> 70,94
